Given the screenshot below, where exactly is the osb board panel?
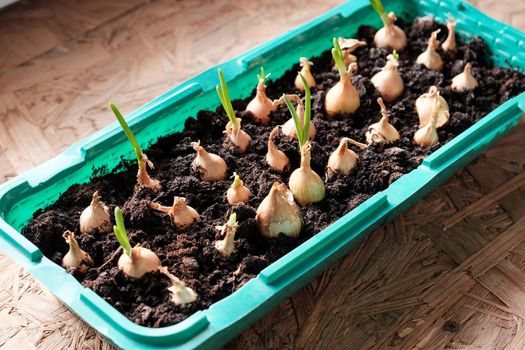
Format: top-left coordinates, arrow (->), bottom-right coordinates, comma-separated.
0,0 -> 524,349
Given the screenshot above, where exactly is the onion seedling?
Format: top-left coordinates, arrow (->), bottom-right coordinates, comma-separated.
295,57 -> 317,92
159,266 -> 197,306
278,94 -> 316,140
256,182 -> 303,238
245,67 -> 278,125
326,137 -> 367,178
414,99 -> 440,147
150,196 -> 199,229
227,173 -> 252,205
442,19 -> 456,52
62,230 -> 93,273
80,191 -> 111,234
337,37 -> 367,67
416,86 -> 449,127
110,102 -> 161,192
416,30 -> 443,71
266,126 -> 290,172
371,51 -> 404,102
217,69 -> 252,152
215,212 -> 238,256
325,38 -> 360,117
369,0 -> 407,51
114,207 -> 160,279
284,75 -> 326,206
451,63 -> 478,92
365,97 -> 400,144
191,141 -> 227,181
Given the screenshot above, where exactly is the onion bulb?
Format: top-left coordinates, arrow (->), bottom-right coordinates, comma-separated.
159,266 -> 197,306
227,173 -> 252,205
137,154 -> 162,192
451,63 -> 478,92
191,141 -> 227,181
266,126 -> 290,172
374,12 -> 407,52
371,52 -> 404,102
337,37 -> 367,67
246,68 -> 277,125
118,245 -> 161,279
225,118 -> 251,153
289,142 -> 325,206
416,30 -> 443,71
327,137 -> 367,177
366,97 -> 400,144
62,230 -> 93,273
414,99 -> 440,148
280,96 -> 316,140
255,182 -> 303,238
80,191 -> 111,234
415,86 -> 449,127
215,213 -> 238,256
325,62 -> 360,117
150,196 -> 199,229
442,19 -> 456,52
295,57 -> 316,91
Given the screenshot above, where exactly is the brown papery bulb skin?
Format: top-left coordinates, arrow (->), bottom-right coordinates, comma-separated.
191,141 -> 227,181
325,63 -> 360,117
442,19 -> 456,52
289,143 -> 326,206
365,97 -> 400,144
416,86 -> 450,127
118,245 -> 161,279
137,154 -> 162,192
451,63 -> 478,92
246,79 -> 275,125
326,138 -> 361,178
373,12 -> 407,52
282,100 -> 316,140
227,174 -> 252,205
295,57 -> 316,91
80,191 -> 112,234
225,118 -> 251,153
338,38 -> 367,67
266,126 -> 290,172
416,30 -> 443,71
150,196 -> 199,229
371,54 -> 404,102
62,231 -> 93,274
256,182 -> 303,238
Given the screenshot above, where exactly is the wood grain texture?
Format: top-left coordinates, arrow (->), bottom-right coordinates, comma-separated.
0,0 -> 524,349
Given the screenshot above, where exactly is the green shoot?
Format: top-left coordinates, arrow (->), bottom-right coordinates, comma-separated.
392,50 -> 399,60
284,74 -> 311,150
113,207 -> 132,257
216,69 -> 237,129
332,38 -> 346,78
228,212 -> 237,226
369,0 -> 389,27
232,172 -> 241,187
110,102 -> 143,168
257,67 -> 271,82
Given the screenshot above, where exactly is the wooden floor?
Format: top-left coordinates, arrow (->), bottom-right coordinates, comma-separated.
0,0 -> 524,349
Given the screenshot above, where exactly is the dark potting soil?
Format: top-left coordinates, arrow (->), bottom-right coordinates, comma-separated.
22,17 -> 525,327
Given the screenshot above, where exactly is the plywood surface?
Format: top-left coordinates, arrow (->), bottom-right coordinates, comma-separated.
0,0 -> 524,349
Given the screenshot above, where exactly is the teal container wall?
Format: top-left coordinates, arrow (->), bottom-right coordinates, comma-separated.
0,0 -> 524,349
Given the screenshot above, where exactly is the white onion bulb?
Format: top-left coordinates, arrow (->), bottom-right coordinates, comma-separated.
80,191 -> 111,234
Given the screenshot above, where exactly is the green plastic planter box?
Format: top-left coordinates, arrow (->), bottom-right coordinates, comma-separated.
0,0 -> 524,349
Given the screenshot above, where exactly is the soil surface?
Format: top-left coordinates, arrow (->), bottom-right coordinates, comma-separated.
22,17 -> 525,327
